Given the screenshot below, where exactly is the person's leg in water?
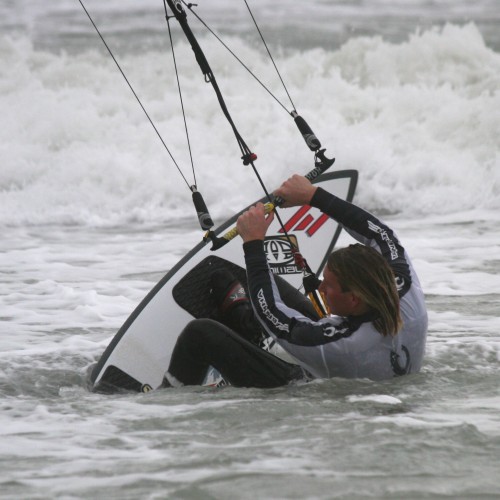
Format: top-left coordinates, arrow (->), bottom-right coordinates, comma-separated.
165,318 -> 303,388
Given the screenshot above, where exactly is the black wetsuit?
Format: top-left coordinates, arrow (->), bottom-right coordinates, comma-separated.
166,189 -> 428,387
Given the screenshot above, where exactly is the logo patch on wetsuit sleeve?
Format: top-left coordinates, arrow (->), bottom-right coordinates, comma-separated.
395,276 -> 405,292
257,289 -> 289,332
322,324 -> 349,338
367,220 -> 399,260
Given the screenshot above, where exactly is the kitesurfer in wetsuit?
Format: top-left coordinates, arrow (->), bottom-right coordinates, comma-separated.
164,175 -> 427,387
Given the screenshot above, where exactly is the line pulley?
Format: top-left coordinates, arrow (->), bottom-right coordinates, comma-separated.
191,185 -> 213,231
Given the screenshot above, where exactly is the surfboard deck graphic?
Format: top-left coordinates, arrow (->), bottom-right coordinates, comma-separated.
89,170 -> 358,393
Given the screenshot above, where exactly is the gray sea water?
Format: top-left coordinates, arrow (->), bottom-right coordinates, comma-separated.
1,1 -> 500,499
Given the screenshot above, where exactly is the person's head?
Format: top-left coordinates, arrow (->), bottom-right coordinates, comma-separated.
319,244 -> 402,336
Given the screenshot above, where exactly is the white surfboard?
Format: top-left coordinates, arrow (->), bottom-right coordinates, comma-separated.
89,170 -> 358,392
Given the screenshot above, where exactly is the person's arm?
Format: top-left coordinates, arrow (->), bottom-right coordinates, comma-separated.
275,175 -> 412,296
310,187 -> 412,295
237,203 -> 344,346
243,239 -> 351,346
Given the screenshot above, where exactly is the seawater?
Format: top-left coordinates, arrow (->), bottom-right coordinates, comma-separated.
1,1 -> 499,499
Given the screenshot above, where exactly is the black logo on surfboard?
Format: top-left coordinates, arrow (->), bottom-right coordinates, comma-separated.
264,236 -> 301,275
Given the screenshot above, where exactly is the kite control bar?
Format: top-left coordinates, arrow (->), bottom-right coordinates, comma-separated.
204,151 -> 335,250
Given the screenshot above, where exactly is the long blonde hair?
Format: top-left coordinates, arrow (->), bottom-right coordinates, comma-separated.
327,244 -> 402,336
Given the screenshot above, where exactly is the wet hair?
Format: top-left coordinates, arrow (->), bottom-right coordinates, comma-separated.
327,244 -> 402,336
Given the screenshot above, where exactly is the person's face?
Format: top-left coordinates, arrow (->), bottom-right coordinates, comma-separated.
319,266 -> 358,316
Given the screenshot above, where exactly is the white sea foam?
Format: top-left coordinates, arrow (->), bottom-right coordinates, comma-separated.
347,394 -> 403,405
2,22 -> 499,227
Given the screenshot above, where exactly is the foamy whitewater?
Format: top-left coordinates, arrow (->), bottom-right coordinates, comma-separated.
1,1 -> 499,498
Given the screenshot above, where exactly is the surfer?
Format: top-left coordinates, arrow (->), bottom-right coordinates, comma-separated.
164,175 -> 427,387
